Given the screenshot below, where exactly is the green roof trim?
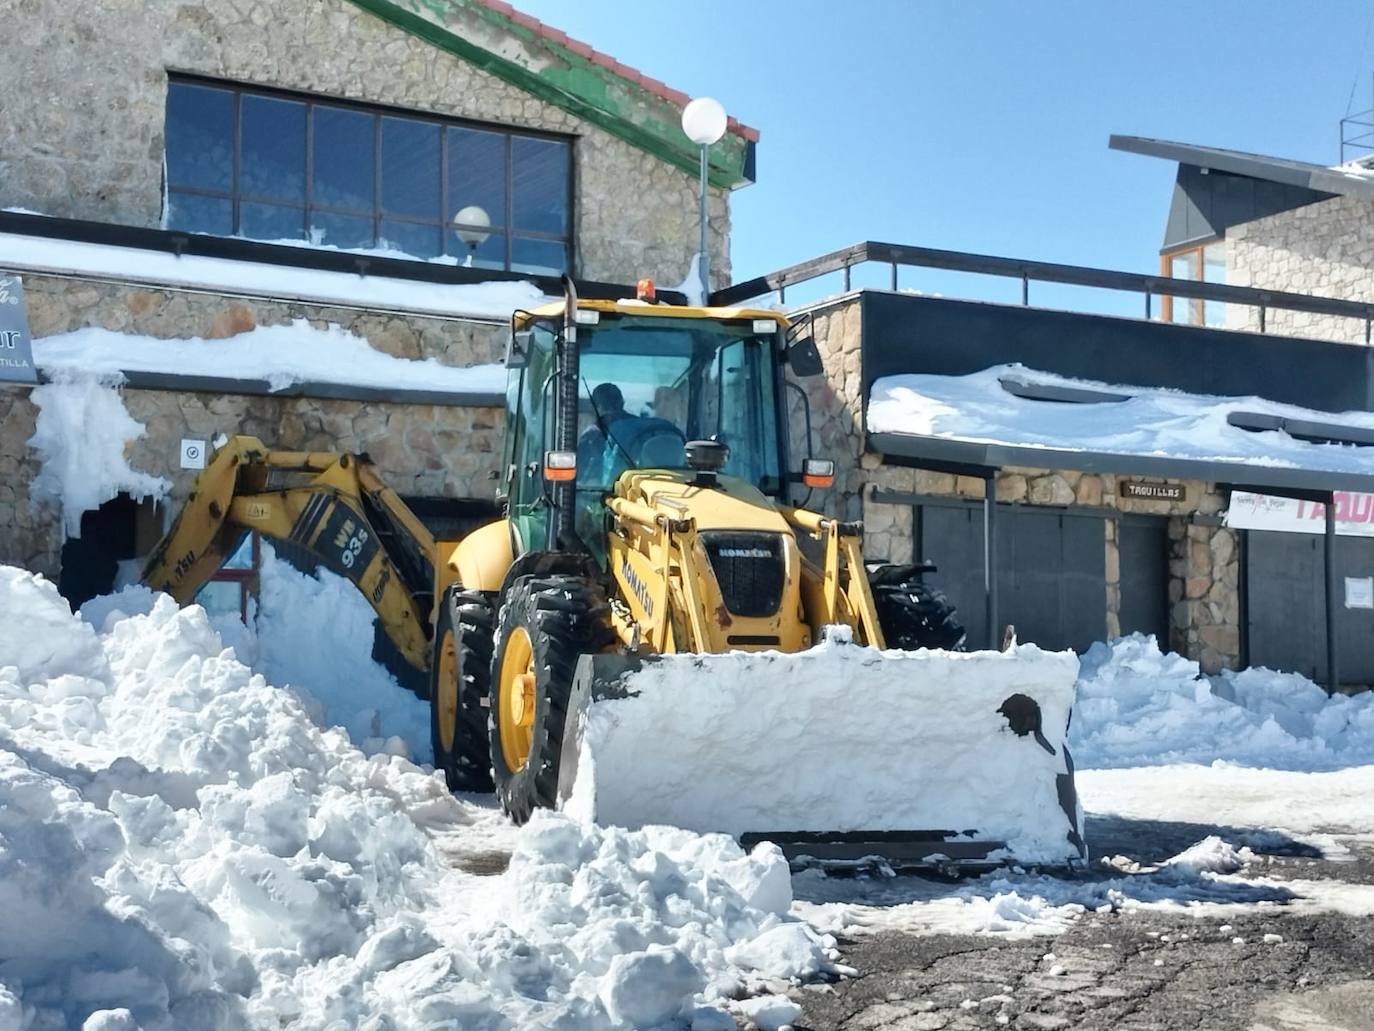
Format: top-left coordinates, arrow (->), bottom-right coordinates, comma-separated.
345,0 -> 756,189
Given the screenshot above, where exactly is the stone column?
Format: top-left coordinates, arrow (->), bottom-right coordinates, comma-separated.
1169,519 -> 1241,673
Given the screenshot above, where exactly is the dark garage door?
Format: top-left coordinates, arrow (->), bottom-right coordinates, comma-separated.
916,501 -> 1106,652
1246,530 -> 1374,685
1118,516 -> 1170,642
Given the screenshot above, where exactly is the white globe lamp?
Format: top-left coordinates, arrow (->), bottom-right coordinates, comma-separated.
681,97 -> 727,147
681,97 -> 728,301
453,205 -> 491,265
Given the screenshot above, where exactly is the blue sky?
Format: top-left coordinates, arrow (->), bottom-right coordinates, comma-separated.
515,1 -> 1374,306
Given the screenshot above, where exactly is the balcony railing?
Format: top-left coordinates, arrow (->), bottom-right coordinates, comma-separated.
710,240 -> 1374,343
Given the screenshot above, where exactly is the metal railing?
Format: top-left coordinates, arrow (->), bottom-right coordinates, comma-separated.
710,240 -> 1374,343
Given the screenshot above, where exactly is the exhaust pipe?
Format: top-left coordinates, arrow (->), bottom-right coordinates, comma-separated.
548,275 -> 581,550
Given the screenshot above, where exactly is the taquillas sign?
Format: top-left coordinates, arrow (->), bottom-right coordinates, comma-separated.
0,275 -> 37,385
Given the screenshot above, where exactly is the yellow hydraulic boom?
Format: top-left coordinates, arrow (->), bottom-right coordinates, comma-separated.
141,435 -> 442,672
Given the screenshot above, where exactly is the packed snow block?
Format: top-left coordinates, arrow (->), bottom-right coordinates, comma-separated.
561,638 -> 1084,866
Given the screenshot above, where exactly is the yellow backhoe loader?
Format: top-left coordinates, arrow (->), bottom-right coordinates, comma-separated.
143,279 -> 1086,869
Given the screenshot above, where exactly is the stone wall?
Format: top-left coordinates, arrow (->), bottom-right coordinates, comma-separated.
1226,194 -> 1374,343
19,273 -> 508,365
797,292 -> 1244,670
0,0 -> 730,289
0,271 -> 510,579
0,387 -> 51,576
0,384 -> 503,581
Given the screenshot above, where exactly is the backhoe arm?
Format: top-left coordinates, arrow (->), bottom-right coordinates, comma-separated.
141,435 -> 440,671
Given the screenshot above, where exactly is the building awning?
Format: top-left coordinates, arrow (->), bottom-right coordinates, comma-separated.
867,365 -> 1374,496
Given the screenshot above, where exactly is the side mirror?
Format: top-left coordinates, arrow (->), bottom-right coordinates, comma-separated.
787,335 -> 824,377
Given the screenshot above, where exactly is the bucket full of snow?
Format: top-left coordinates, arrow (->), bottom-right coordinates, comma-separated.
558,636 -> 1087,870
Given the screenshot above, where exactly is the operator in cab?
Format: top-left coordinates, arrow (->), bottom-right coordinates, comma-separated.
577,383 -> 634,484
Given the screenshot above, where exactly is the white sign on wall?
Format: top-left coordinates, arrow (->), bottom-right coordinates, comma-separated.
180,439 -> 207,470
0,274 -> 38,385
1345,576 -> 1374,610
1226,490 -> 1374,538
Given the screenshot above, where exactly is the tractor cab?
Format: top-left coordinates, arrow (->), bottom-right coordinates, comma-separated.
502,298 -> 794,564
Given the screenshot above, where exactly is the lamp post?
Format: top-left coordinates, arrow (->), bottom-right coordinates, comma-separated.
452,204 -> 491,267
680,97 -> 727,303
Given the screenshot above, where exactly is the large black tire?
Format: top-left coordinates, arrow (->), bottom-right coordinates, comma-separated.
429,586 -> 496,792
869,565 -> 966,651
488,575 -> 613,823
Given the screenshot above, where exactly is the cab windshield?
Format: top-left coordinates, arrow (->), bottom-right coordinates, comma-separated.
506,312 -> 785,557
563,314 -> 783,489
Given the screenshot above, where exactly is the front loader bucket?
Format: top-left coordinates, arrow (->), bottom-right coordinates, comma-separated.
558,635 -> 1086,870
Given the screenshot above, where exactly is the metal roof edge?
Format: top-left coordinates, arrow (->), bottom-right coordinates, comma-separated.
31,369 -> 505,408
1109,135 -> 1371,201
868,430 -> 1374,496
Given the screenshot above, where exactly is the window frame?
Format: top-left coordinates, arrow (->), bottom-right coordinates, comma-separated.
1159,238 -> 1225,326
198,531 -> 261,622
164,72 -> 576,273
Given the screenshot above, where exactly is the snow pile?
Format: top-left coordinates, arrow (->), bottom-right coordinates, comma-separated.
25,377 -> 170,537
567,637 -> 1084,864
0,566 -> 836,1029
249,546 -> 428,760
1157,836 -> 1247,879
1071,634 -> 1374,770
34,321 -> 505,396
0,231 -> 551,319
868,363 -> 1374,478
81,546 -> 430,764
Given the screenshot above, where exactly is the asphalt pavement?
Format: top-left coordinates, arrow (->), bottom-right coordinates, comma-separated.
791,820 -> 1374,1031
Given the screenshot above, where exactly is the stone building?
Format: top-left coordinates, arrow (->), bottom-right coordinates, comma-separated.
1110,135 -> 1374,342
0,0 -> 758,602
719,229 -> 1374,685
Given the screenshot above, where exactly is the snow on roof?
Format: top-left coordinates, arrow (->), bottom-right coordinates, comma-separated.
0,230 -> 552,321
33,321 -> 506,396
868,365 -> 1374,485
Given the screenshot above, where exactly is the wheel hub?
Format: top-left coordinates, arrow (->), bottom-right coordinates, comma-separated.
436,631 -> 458,752
497,626 -> 536,772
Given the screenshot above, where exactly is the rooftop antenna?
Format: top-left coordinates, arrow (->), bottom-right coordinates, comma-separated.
1340,72 -> 1374,165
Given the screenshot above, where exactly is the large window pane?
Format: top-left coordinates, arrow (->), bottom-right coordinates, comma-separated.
240,95 -> 306,202
162,78 -> 572,265
380,220 -> 441,259
447,126 -> 507,231
165,83 -> 234,191
381,117 -> 440,218
447,229 -> 506,270
1168,250 -> 1200,324
311,211 -> 375,250
313,105 -> 374,211
511,136 -> 569,235
166,191 -> 233,235
511,235 -> 567,275
241,201 -> 306,241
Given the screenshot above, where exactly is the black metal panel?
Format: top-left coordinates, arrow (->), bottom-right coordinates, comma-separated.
1117,517 -> 1169,641
1163,165 -> 1330,251
859,291 -> 1374,416
917,501 -> 1106,653
1246,531 -> 1374,685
